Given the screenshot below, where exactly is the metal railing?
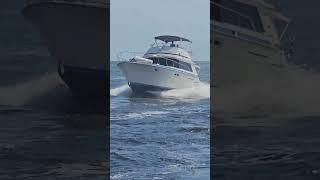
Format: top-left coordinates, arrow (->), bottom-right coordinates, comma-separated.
117,51 -> 199,73
151,42 -> 193,57
117,51 -> 145,62
148,55 -> 198,73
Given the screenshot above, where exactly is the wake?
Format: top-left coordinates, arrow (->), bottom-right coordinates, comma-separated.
159,82 -> 209,100
0,72 -> 71,108
214,64 -> 320,118
110,82 -> 210,101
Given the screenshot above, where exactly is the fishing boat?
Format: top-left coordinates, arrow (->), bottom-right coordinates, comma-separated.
118,35 -> 201,93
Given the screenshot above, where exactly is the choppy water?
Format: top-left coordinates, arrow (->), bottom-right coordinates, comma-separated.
110,61 -> 210,179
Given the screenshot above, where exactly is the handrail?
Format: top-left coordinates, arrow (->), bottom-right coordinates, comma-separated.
117,51 -> 145,61
148,55 -> 195,73
117,51 -> 198,73
211,1 -> 256,31
151,41 -> 193,55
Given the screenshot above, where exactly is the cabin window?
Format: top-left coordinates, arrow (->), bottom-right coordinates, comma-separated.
151,57 -> 159,64
159,58 -> 167,66
179,61 -> 192,72
211,0 -> 264,32
167,60 -> 174,67
168,58 -> 193,72
147,57 -> 193,72
172,59 -> 179,68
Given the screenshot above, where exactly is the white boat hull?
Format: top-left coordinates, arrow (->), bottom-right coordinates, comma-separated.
117,62 -> 200,92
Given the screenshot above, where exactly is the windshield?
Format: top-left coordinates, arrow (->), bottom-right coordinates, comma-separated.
211,0 -> 264,32
272,18 -> 289,41
152,40 -> 192,55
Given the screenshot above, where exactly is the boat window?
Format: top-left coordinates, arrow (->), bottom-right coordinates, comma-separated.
173,59 -> 179,68
179,61 -> 192,72
169,59 -> 178,68
147,57 -> 193,72
211,0 -> 264,32
159,58 -> 167,66
168,58 -> 193,72
167,59 -> 174,67
149,57 -> 159,64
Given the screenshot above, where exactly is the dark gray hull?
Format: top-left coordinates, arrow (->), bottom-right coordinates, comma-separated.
22,0 -> 109,107
129,82 -> 172,93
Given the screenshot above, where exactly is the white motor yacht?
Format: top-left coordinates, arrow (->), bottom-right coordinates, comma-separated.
118,35 -> 201,93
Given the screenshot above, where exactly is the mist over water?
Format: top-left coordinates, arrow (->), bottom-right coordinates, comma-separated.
215,64 -> 320,119
0,72 -> 66,107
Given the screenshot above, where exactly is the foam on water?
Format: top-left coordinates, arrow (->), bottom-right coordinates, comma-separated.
215,64 -> 320,118
110,84 -> 132,97
123,111 -> 169,120
159,82 -> 210,100
110,82 -> 210,101
0,72 -> 66,106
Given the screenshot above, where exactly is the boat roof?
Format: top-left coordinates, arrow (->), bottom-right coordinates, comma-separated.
155,35 -> 192,43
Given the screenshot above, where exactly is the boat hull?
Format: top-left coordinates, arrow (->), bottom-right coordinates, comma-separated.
117,62 -> 200,93
22,1 -> 109,106
211,26 -> 291,112
129,82 -> 172,92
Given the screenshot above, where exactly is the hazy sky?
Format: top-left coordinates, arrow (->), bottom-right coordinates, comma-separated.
110,0 -> 210,61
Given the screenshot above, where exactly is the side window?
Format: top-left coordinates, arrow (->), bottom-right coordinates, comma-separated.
178,61 -> 192,72
159,58 -> 167,66
211,0 -> 222,21
173,59 -> 179,68
212,0 -> 264,32
187,63 -> 192,72
151,57 -> 159,64
167,59 -> 173,67
179,62 -> 186,71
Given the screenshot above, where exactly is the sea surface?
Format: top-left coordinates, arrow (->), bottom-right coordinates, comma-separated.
110,61 -> 210,179
0,3 -> 107,179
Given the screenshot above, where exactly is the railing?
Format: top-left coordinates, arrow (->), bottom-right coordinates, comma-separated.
151,42 -> 193,57
117,51 -> 199,73
211,1 -> 256,32
148,55 -> 197,73
116,51 -> 145,62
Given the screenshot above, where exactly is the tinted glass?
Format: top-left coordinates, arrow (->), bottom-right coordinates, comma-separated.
159,58 -> 167,66
211,0 -> 264,32
167,59 -> 174,67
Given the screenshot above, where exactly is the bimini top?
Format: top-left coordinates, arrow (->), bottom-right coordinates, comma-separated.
155,35 -> 192,43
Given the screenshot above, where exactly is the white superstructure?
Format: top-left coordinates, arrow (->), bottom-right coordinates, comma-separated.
118,35 -> 200,92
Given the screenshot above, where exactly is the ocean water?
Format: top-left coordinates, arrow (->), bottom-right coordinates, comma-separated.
0,4 -> 107,179
110,61 -> 210,179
